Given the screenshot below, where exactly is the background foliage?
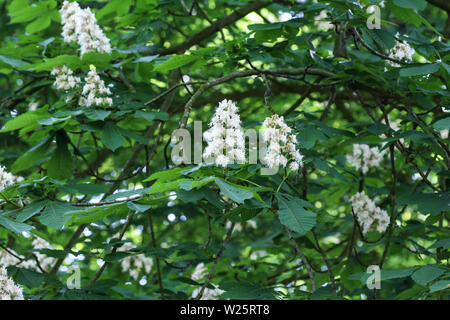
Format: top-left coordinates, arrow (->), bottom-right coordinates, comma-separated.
0,0 -> 449,300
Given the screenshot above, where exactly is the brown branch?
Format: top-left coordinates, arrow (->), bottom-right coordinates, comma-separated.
145,1 -> 271,56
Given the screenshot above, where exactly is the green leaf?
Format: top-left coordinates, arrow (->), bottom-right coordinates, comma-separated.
0,55 -> 29,68
215,179 -> 253,204
433,117 -> 449,131
8,266 -> 57,288
25,14 -> 51,34
276,194 -> 316,235
134,110 -> 169,122
428,238 -> 450,250
126,202 -> 151,212
47,132 -> 73,180
0,215 -> 33,234
59,183 -> 109,195
429,280 -> 449,293
12,138 -> 51,173
16,201 -> 46,222
392,0 -> 427,11
154,55 -> 198,72
144,167 -> 184,182
399,63 -> 440,77
220,282 -> 275,299
0,110 -> 44,132
411,265 -> 444,286
39,202 -> 73,229
101,122 -> 125,151
85,109 -> 111,121
397,192 -> 449,215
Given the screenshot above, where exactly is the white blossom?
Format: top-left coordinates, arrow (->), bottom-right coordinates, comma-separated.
346,144 -> 385,174
314,10 -> 333,31
32,237 -> 56,272
0,266 -> 24,300
203,99 -> 246,167
116,241 -> 153,281
60,1 -> 111,56
250,250 -> 267,261
79,66 -> 113,107
0,165 -> 23,192
28,101 -> 38,111
440,129 -> 449,140
0,237 -> 55,272
191,263 -> 208,281
191,283 -> 224,300
351,191 -> 390,234
388,34 -> 414,67
51,65 -> 81,91
225,220 -> 257,232
0,248 -> 36,270
262,114 -> 303,170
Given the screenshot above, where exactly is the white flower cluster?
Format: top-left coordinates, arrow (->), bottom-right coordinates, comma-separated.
0,248 -> 35,270
190,263 -> 224,300
31,237 -> 56,272
0,266 -> 24,300
60,1 -> 111,56
51,65 -> 113,107
380,116 -> 404,146
351,191 -> 390,234
388,35 -> 414,67
79,66 -> 113,107
0,165 -> 23,192
203,99 -> 246,167
0,237 -> 55,272
117,242 -> 153,281
225,220 -> 257,232
250,250 -> 267,261
191,262 -> 208,281
51,65 -> 81,91
346,144 -> 385,174
314,10 -> 333,31
262,114 -> 303,171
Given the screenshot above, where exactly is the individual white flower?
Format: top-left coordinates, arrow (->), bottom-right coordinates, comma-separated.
0,266 -> 24,300
79,66 -> 113,107
191,283 -> 224,300
246,220 -> 257,229
28,101 -> 38,111
203,99 -> 246,167
388,34 -> 414,67
262,114 -> 303,170
346,144 -> 385,174
191,263 -> 208,281
60,1 -> 111,56
250,250 -> 267,261
351,191 -> 390,234
440,129 -> 449,140
51,65 -> 81,91
380,116 -> 404,145
182,75 -> 193,92
225,220 -> 256,233
116,241 -> 153,281
314,10 -> 333,31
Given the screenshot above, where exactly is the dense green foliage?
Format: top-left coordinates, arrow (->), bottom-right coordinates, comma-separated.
0,0 -> 449,300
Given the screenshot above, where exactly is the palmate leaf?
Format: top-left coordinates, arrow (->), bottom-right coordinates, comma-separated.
276,193 -> 316,236
39,202 -> 73,229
